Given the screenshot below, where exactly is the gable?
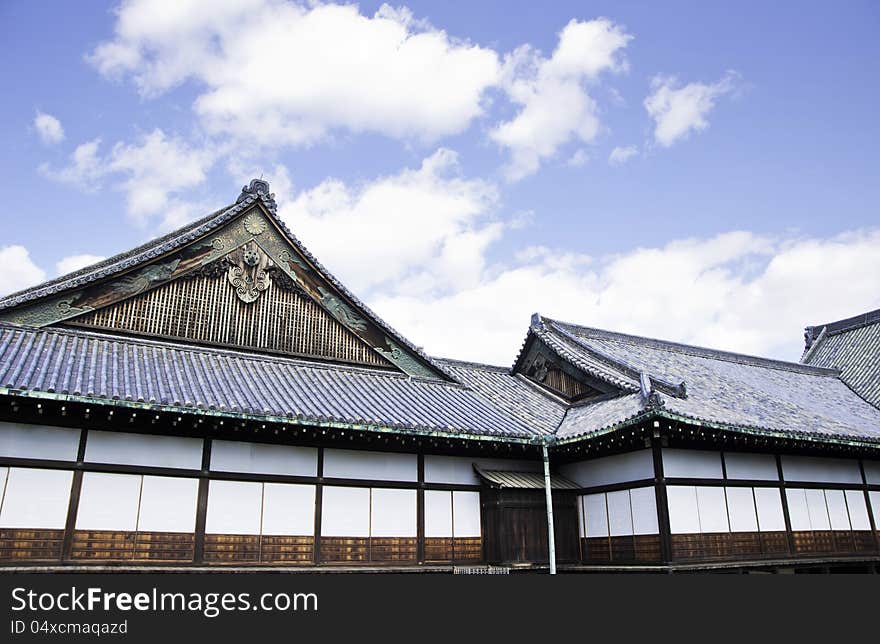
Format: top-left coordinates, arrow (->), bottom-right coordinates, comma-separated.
66,247 -> 393,368
0,186 -> 446,379
516,337 -> 617,401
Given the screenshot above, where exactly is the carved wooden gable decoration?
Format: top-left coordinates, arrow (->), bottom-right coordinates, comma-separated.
516,339 -> 615,402
0,182 -> 445,378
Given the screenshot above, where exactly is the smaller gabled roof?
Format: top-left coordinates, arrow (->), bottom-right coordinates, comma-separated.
802,307 -> 880,408
521,315 -> 880,445
474,465 -> 579,490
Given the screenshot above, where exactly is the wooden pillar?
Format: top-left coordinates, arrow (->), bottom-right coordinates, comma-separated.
313,447 -> 324,565
417,453 -> 425,564
775,454 -> 796,555
192,438 -> 212,564
651,426 -> 672,565
859,459 -> 879,551
61,428 -> 89,561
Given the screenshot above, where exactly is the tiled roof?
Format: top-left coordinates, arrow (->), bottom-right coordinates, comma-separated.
802,308 -> 880,408
474,467 -> 580,490
437,358 -> 567,435
542,317 -> 880,444
0,324 -> 547,441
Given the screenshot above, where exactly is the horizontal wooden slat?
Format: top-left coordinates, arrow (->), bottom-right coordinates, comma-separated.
204,534 -> 260,563
0,529 -> 64,562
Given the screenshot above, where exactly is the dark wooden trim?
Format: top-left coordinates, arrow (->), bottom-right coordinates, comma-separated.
720,450 -> 728,479
313,448 -> 324,565
416,453 -> 425,564
651,431 -> 672,565
574,478 -> 657,495
76,428 -> 88,464
192,439 -> 212,564
859,460 -> 880,552
776,454 -> 796,554
60,470 -> 84,562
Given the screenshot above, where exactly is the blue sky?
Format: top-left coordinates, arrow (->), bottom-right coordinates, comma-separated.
1,1 -> 878,364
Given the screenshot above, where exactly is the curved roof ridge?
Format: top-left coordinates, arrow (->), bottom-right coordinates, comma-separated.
549,318 -> 840,377
544,318 -> 686,397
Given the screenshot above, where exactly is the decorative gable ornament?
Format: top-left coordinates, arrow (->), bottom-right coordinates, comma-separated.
226,242 -> 272,303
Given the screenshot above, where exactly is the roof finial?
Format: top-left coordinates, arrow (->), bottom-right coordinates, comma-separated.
237,178 -> 277,213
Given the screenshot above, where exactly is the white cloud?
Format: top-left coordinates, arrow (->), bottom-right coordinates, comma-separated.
644,71 -> 740,147
567,149 -> 589,167
41,129 -> 216,225
34,111 -> 65,145
491,18 -> 631,180
280,149 -> 501,296
0,246 -> 47,297
88,0 -> 500,146
608,144 -> 637,165
56,254 -> 106,275
367,228 -> 880,366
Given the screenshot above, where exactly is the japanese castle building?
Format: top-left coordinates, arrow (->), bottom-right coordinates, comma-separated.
0,180 -> 878,572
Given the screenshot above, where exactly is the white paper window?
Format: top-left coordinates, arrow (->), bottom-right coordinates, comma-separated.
86,431 -> 202,470
0,468 -> 73,529
559,450 -> 654,487
0,423 -> 81,461
805,488 -> 831,530
425,490 -> 452,538
844,490 -> 871,531
261,483 -> 315,536
696,486 -> 729,533
824,489 -> 850,531
205,480 -> 262,535
782,456 -> 861,485
754,488 -> 786,532
452,491 -> 481,538
370,488 -> 416,537
726,487 -> 759,532
630,487 -> 659,535
210,441 -> 317,477
863,460 -> 880,485
323,449 -> 416,482
663,449 -> 723,479
869,492 -> 880,528
75,472 -> 141,531
321,486 -> 370,537
138,476 -> 199,533
583,493 -> 609,538
424,456 -> 538,485
667,486 -> 700,534
607,490 -> 633,536
724,453 -> 778,480
785,489 -> 810,530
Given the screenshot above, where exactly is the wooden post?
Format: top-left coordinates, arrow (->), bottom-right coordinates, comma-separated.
776,454 -> 796,555
651,426 -> 672,565
193,438 -> 212,564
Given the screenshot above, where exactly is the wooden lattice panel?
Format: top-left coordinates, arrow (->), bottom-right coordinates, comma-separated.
69,273 -> 393,368
542,368 -> 595,399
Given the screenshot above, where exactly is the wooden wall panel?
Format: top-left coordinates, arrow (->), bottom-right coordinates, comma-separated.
0,528 -> 64,562
633,535 -> 662,562
133,532 -> 195,562
70,530 -> 135,560
259,536 -> 314,564
203,534 -> 260,563
320,537 -> 369,563
452,537 -> 482,562
424,537 -> 454,563
370,538 -> 418,563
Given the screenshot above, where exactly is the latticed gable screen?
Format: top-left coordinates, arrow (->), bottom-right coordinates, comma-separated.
67,272 -> 393,368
